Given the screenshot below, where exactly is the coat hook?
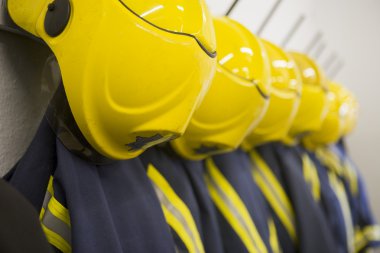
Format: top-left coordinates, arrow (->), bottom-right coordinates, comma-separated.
323,52 -> 338,72
329,61 -> 345,79
256,0 -> 283,36
304,31 -> 323,54
225,0 -> 241,16
313,42 -> 326,60
281,15 -> 305,48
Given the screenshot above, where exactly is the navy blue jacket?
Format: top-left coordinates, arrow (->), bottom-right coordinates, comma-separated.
333,140 -> 380,252
209,149 -> 275,253
5,118 -> 176,253
254,142 -> 339,253
306,149 -> 351,253
140,145 -> 224,253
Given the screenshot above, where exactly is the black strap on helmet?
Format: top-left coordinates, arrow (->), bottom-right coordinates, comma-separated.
46,84 -> 115,165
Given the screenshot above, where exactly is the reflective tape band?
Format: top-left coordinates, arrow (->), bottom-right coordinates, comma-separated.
154,185 -> 201,253
205,158 -> 268,253
42,224 -> 72,253
147,164 -> 205,253
328,171 -> 354,253
355,227 -> 366,253
355,225 -> 380,252
268,218 -> 281,253
316,148 -> 343,176
40,176 -> 54,220
40,176 -> 72,253
343,160 -> 359,196
363,225 -> 380,242
47,175 -> 54,196
250,151 -> 297,242
42,204 -> 72,246
47,195 -> 71,227
302,154 -> 321,202
317,147 -> 357,253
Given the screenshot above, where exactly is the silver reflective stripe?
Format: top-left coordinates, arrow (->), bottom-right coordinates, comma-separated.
205,173 -> 261,253
152,184 -> 201,253
328,172 -> 354,253
41,206 -> 72,245
42,190 -> 53,211
252,159 -> 296,229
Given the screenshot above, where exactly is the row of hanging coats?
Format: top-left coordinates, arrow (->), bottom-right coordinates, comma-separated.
0,1 -> 379,253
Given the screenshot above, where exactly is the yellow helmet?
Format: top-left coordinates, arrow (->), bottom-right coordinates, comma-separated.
303,82 -> 347,147
341,88 -> 359,136
245,40 -> 302,148
171,17 -> 271,160
7,0 -> 217,160
288,52 -> 329,137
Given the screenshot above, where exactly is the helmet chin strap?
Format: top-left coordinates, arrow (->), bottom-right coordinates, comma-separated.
41,55 -> 113,165
41,51 -> 114,165
0,0 -> 43,41
46,85 -> 115,165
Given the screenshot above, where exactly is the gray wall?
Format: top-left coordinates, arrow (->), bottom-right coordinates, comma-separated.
0,31 -> 53,174
1,0 -> 379,240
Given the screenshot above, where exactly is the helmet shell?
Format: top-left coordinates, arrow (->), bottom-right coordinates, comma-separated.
303,82 -> 348,146
8,0 -> 217,159
288,52 -> 329,137
245,40 -> 302,147
172,17 -> 270,160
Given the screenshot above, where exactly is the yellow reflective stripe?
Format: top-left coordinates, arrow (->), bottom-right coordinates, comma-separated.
47,176 -> 54,196
356,225 -> 380,252
253,173 -> 296,243
250,151 -> 297,242
40,208 -> 46,220
40,176 -> 55,220
48,196 -> 71,227
343,160 -> 359,196
319,147 -> 359,196
355,229 -> 366,252
41,202 -> 72,248
363,225 -> 380,242
40,176 -> 72,252
302,154 -> 321,202
147,164 -> 205,253
205,158 -> 268,253
316,148 -> 343,176
355,227 -> 368,253
205,176 -> 257,252
268,218 -> 281,253
161,205 -> 198,253
328,171 -> 355,253
42,224 -> 72,253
